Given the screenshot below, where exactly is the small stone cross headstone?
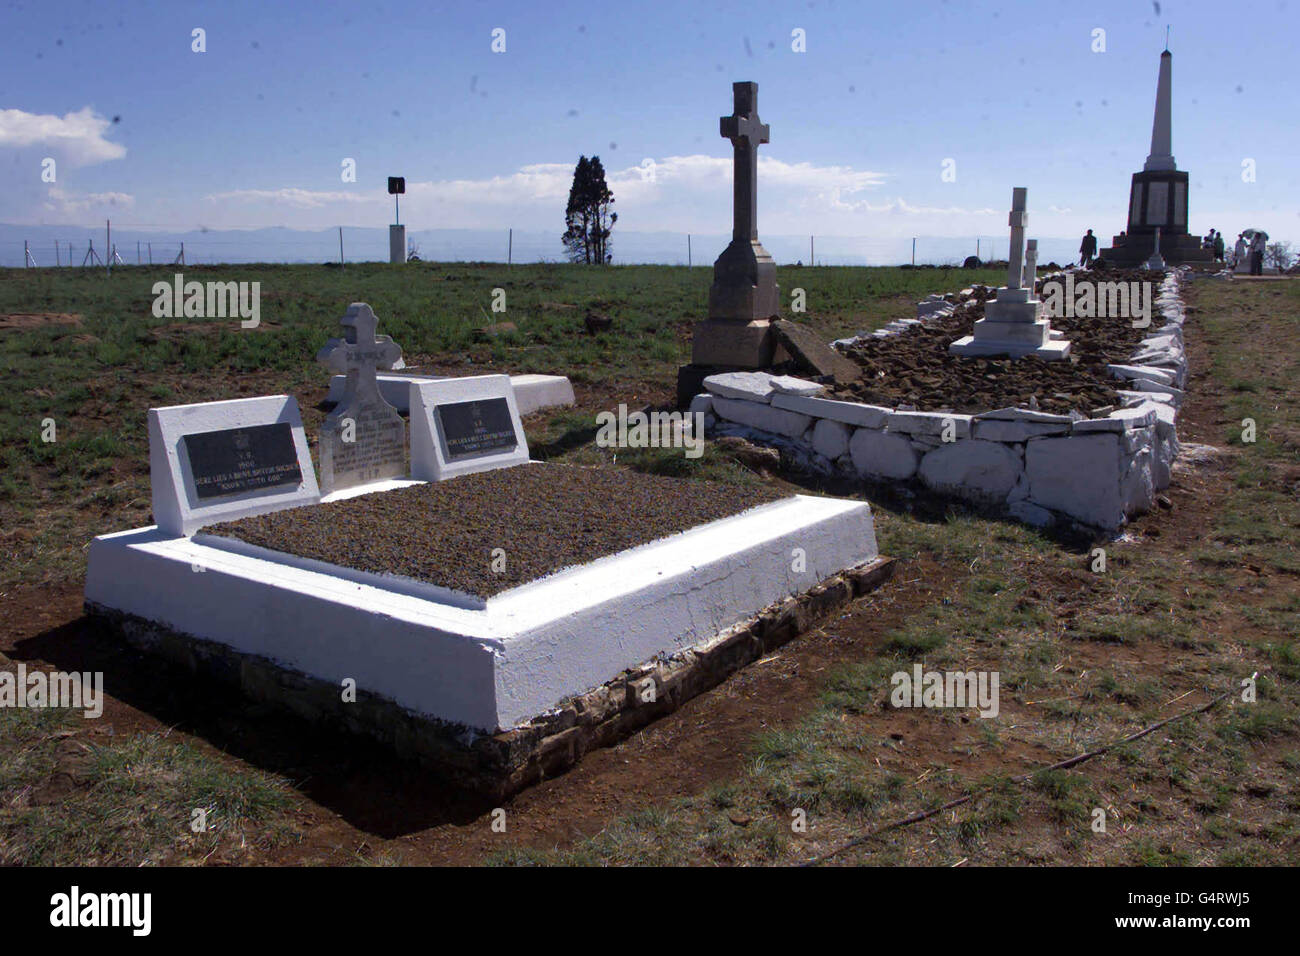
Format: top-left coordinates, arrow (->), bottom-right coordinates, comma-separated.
1022,239 -> 1038,289
316,302 -> 407,494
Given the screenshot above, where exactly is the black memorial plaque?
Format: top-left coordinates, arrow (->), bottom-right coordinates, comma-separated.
436,398 -> 518,461
183,422 -> 303,500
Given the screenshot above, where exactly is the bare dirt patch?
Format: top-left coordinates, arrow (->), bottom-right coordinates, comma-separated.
0,312 -> 83,331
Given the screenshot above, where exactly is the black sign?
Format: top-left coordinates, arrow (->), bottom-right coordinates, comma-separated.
436,398 -> 518,461
387,176 -> 405,195
183,422 -> 303,500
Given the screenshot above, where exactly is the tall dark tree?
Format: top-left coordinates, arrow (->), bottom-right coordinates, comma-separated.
562,155 -> 617,264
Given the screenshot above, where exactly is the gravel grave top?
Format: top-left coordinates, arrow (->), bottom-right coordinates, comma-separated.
826,267 -> 1156,416
203,463 -> 789,599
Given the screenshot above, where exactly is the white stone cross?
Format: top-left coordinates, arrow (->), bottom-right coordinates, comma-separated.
1006,187 -> 1028,291
316,302 -> 403,388
1022,239 -> 1038,288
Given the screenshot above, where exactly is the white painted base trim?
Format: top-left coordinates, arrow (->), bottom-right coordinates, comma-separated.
949,336 -> 1072,360
85,494 -> 878,732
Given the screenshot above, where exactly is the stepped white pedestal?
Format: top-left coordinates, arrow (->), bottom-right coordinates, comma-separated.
949,287 -> 1071,361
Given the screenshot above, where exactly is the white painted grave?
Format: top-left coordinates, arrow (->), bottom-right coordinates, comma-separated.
147,395 -> 319,537
86,491 -> 877,732
410,374 -> 530,481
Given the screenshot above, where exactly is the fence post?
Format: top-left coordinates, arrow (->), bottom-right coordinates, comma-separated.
338,227 -> 344,267
687,233 -> 691,267
508,228 -> 512,266
911,237 -> 916,267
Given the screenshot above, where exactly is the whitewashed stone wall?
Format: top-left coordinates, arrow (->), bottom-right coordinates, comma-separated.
694,271 -> 1189,532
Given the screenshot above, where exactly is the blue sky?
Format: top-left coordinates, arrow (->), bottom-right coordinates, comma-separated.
1,0 -> 1295,246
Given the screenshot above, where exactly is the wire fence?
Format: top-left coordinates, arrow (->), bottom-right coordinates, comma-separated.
0,230 -> 1090,271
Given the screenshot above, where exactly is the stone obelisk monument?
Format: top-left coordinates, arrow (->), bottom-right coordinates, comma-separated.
1100,48 -> 1211,266
677,81 -> 780,406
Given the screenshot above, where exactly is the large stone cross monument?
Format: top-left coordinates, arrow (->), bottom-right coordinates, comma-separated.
677,81 -> 781,405
949,188 -> 1071,361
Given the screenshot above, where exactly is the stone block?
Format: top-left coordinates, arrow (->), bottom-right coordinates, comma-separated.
849,428 -> 919,480
971,419 -> 1070,442
771,319 -> 863,383
886,410 -> 973,439
1024,434 -> 1127,530
691,319 -> 774,368
768,375 -> 825,397
917,439 -> 1023,504
711,396 -> 812,438
703,371 -> 776,403
770,393 -> 892,428
811,419 -> 851,460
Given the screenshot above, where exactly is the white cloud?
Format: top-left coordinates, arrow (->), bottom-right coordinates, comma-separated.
0,107 -> 126,166
149,155 -> 1030,239
204,187 -> 375,208
42,187 -> 134,216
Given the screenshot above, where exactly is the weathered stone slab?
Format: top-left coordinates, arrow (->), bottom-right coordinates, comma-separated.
769,374 -> 825,397
711,396 -> 812,438
772,319 -> 863,383
703,371 -> 777,403
971,419 -> 1071,442
974,407 -> 1076,424
771,393 -> 891,428
1072,405 -> 1157,434
886,410 -> 973,439
1107,363 -> 1176,386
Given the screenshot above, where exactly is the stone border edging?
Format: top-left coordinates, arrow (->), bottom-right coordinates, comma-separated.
695,270 -> 1189,530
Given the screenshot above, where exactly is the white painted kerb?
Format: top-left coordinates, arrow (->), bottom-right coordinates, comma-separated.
85,494 -> 877,731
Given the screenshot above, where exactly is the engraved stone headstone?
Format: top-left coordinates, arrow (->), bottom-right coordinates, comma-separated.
316,302 -> 407,494
148,395 -> 319,536
410,374 -> 529,482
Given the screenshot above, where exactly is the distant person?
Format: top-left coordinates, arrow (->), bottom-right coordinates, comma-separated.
1079,229 -> 1097,267
1213,231 -> 1225,262
1250,232 -> 1266,275
1234,233 -> 1249,270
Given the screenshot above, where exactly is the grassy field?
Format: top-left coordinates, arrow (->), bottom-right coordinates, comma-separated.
0,261 -> 1004,591
1,264 -> 1296,866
